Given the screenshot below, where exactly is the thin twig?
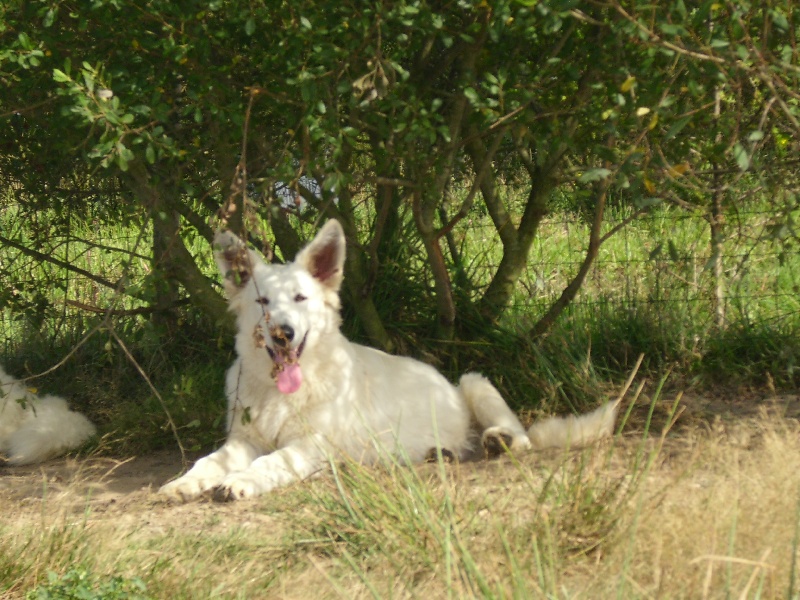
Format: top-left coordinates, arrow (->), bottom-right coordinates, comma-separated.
0,234 -> 121,291
19,321 -> 107,383
109,326 -> 187,467
65,298 -> 190,316
612,353 -> 645,408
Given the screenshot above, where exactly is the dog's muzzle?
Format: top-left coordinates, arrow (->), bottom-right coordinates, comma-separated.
265,327 -> 308,394
271,324 -> 295,348
265,325 -> 306,360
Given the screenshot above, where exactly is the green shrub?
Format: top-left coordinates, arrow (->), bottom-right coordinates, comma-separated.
27,569 -> 151,600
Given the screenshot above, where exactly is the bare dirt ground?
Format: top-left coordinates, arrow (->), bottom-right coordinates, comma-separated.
3,390 -> 800,599
0,391 -> 800,527
2,389 -> 799,540
0,449 -> 272,536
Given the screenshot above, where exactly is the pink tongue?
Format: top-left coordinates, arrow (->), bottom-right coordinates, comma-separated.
276,363 -> 302,394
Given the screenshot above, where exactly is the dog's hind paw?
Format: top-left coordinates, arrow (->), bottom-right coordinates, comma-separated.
481,426 -> 531,459
482,430 -> 513,459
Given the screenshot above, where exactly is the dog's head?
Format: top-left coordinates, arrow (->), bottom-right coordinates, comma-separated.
215,219 -> 346,394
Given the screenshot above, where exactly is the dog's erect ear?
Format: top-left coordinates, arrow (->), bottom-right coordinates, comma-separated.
296,219 -> 346,291
214,230 -> 261,295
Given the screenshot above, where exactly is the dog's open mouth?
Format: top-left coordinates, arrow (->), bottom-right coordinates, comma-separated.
268,333 -> 307,395
253,324 -> 308,394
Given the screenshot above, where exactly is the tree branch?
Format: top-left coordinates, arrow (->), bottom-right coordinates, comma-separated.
65,297 -> 190,316
0,234 -> 124,292
530,180 -> 609,338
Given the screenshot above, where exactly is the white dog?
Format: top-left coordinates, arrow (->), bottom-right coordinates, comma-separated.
160,220 -> 620,502
0,366 -> 96,465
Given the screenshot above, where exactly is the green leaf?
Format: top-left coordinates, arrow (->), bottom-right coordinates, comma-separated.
771,9 -> 789,32
635,197 -> 662,209
322,172 -> 340,192
43,8 -> 56,27
659,23 -> 686,36
53,69 -> 70,83
82,70 -> 95,93
736,45 -> 749,61
664,116 -> 691,141
668,239 -> 680,262
649,242 -> 663,260
245,17 -> 255,36
463,86 -> 480,104
732,143 -> 750,171
578,168 -> 611,183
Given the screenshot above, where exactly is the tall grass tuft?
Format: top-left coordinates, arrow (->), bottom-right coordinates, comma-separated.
284,402 -> 668,599
702,320 -> 800,387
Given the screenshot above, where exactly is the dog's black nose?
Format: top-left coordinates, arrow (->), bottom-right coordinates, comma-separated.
272,324 -> 295,346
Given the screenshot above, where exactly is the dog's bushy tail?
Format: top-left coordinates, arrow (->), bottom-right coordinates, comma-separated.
527,398 -> 622,450
6,395 -> 96,465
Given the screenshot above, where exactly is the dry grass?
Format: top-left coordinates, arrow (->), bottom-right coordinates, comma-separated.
2,401 -> 800,599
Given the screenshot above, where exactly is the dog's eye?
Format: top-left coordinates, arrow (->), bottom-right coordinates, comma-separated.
256,297 -> 270,306
294,294 -> 307,302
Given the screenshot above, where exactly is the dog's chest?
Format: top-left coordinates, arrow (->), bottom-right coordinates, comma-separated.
227,355 -> 355,451
227,370 -> 325,447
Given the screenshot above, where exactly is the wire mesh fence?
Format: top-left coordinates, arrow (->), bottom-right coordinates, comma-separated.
448,200 -> 800,358
1,201 -> 798,360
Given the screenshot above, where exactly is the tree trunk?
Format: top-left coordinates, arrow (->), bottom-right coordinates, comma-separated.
414,188 -> 457,340
329,141 -> 395,351
125,163 -> 230,330
709,82 -> 726,329
269,205 -> 303,261
339,210 -> 394,352
465,132 -> 554,321
710,169 -> 726,329
530,181 -> 608,338
478,182 -> 550,320
150,207 -> 182,334
406,24 -> 487,341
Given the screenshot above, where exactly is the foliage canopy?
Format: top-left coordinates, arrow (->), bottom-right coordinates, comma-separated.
1,0 -> 798,349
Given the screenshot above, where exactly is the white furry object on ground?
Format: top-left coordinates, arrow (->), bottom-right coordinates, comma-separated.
0,366 -> 96,465
160,220 -> 622,502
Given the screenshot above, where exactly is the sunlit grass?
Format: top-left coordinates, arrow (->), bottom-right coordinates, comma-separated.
5,405 -> 800,599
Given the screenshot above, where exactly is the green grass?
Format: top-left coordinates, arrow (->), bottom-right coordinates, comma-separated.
6,404 -> 800,598
26,569 -> 151,600
1,190 -> 799,459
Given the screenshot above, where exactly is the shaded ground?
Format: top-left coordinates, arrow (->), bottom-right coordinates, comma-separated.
0,450 -> 277,537
1,390 -> 799,533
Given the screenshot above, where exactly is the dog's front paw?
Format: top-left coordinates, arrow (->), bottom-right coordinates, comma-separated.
213,472 -> 272,502
158,476 -> 216,502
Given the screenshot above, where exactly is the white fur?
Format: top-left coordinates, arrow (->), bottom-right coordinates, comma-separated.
0,366 -> 96,465
159,220 -> 620,502
528,399 -> 621,449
